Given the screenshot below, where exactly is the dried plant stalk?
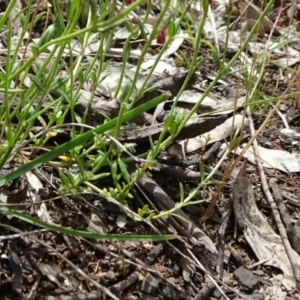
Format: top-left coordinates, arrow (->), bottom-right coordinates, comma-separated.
295,70 -> 300,109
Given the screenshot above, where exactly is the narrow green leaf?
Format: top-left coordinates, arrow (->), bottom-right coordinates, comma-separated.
109,187 -> 117,198
124,21 -> 134,34
0,0 -> 16,29
169,121 -> 178,136
163,115 -> 173,129
67,0 -> 78,21
118,158 -> 130,184
33,12 -> 46,25
5,127 -> 14,146
111,161 -> 118,176
179,182 -> 184,202
123,39 -> 131,63
29,42 -> 40,57
58,169 -> 69,185
120,78 -> 132,103
97,0 -> 145,32
75,156 -> 85,178
229,137 -> 241,150
38,24 -> 54,47
20,13 -> 27,29
199,162 -> 205,182
48,113 -> 55,122
21,104 -> 35,118
79,0 -> 90,27
66,171 -> 76,185
89,0 -> 97,26
49,76 -> 69,91
87,33 -> 99,45
0,206 -> 173,241
90,173 -> 110,181
202,0 -> 209,13
171,213 -> 190,224
168,21 -> 175,37
201,39 -> 220,68
54,13 -> 65,38
57,116 -> 65,125
27,74 -> 43,91
137,18 -> 148,40
178,50 -> 189,67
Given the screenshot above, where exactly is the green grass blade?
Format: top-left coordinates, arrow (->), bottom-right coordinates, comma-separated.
0,94 -> 168,187
0,206 -> 173,241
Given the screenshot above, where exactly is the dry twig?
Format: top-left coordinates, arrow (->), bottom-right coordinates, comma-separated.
246,107 -> 300,289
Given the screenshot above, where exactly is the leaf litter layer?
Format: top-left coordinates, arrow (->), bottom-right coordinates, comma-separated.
0,0 -> 300,299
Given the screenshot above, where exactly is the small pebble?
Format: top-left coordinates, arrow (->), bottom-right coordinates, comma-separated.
233,266 -> 258,293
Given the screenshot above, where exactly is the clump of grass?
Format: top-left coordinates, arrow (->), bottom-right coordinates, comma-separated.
0,0 -> 278,236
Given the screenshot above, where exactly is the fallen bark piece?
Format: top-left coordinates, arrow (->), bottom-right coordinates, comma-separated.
169,114 -> 247,155
232,164 -> 300,290
236,144 -> 300,173
269,179 -> 300,255
120,115 -> 227,143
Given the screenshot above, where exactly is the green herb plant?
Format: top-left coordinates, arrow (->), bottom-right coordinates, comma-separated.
0,0 -> 282,238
